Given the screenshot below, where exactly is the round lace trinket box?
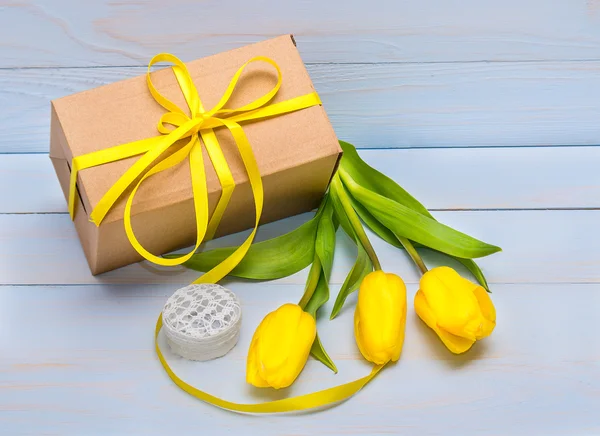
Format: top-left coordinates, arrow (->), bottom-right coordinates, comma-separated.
162,284 -> 242,361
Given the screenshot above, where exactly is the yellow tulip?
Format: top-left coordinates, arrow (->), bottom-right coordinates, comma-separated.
414,266 -> 496,354
246,303 -> 316,389
354,271 -> 407,364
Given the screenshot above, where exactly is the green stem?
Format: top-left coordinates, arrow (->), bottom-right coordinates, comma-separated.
298,256 -> 321,310
332,174 -> 382,271
298,193 -> 331,310
397,236 -> 428,275
313,193 -> 329,219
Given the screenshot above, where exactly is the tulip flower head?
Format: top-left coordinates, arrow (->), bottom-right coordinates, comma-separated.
354,271 -> 407,365
246,303 -> 316,389
414,266 -> 496,354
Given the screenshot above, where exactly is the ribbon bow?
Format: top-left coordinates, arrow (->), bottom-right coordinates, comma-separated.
68,53 -> 321,284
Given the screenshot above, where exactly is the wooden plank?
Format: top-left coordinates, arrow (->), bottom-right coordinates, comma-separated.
0,154 -> 64,213
0,283 -> 597,435
0,210 -> 597,285
3,146 -> 600,214
2,1 -> 600,67
3,61 -> 600,152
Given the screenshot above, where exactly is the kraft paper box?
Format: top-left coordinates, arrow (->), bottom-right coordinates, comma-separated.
49,35 -> 342,275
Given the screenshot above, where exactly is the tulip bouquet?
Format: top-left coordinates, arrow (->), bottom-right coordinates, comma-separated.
174,140 -> 501,391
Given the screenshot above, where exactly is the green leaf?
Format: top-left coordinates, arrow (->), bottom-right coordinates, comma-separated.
329,181 -> 356,241
330,174 -> 382,271
311,332 -> 338,373
300,196 -> 338,373
341,170 -> 501,259
303,267 -> 337,373
299,197 -> 336,311
353,197 -> 491,291
164,216 -> 318,280
314,196 -> 336,282
304,270 -> 330,317
338,140 -> 494,289
339,140 -> 432,218
351,197 -> 402,249
329,176 -> 376,319
355,205 -> 492,291
454,257 -> 491,292
353,204 -> 492,291
330,243 -> 373,319
299,256 -> 322,309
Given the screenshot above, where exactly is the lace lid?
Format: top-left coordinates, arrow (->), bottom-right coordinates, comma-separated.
162,284 -> 242,361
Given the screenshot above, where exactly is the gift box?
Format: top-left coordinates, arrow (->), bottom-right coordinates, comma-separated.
49,35 -> 342,275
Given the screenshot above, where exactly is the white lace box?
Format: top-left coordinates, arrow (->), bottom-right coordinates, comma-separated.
162,284 -> 242,361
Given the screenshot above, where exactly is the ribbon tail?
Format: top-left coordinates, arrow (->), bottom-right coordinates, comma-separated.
193,120 -> 263,284
155,313 -> 383,414
200,129 -> 235,241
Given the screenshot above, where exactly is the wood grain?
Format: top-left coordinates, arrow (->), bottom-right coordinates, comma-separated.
1,2 -> 599,434
3,146 -> 600,214
0,283 -> 597,435
2,0 -> 600,67
0,209 -> 597,286
3,61 -> 600,152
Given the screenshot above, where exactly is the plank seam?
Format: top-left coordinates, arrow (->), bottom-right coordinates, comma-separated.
3,58 -> 600,70
2,207 -> 600,216
3,144 -> 600,156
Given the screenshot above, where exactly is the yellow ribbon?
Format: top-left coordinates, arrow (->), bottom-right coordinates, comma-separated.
155,312 -> 383,413
68,53 -> 321,275
68,53 -> 382,414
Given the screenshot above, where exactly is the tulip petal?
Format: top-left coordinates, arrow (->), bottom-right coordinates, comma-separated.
354,309 -> 371,362
419,267 -> 482,340
473,285 -> 496,338
258,305 -> 297,373
259,304 -> 301,388
391,299 -> 407,362
435,327 -> 476,354
246,352 -> 270,387
248,304 -> 316,389
414,289 -> 436,330
355,271 -> 406,364
286,311 -> 317,384
246,318 -> 271,388
414,290 -> 475,354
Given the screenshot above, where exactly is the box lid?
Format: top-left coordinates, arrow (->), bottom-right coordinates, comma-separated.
50,35 -> 341,224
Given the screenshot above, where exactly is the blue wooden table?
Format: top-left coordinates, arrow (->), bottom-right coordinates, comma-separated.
1,1 -> 599,435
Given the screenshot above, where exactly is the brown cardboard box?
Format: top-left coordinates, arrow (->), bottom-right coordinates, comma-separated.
50,35 -> 342,275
